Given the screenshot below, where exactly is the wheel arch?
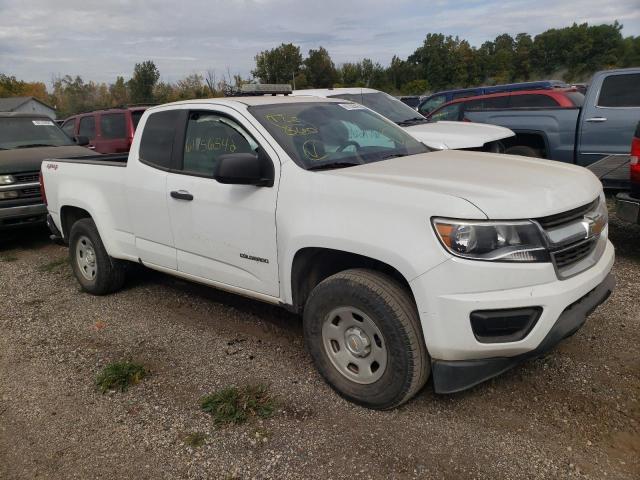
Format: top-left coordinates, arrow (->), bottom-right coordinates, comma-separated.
288,247 -> 416,315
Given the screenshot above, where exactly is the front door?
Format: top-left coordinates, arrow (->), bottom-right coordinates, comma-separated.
165,107 -> 280,297
577,71 -> 640,166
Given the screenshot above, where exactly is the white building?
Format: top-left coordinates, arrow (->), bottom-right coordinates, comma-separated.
0,96 -> 57,119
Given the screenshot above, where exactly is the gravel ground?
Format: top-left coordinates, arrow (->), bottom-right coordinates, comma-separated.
0,209 -> 638,480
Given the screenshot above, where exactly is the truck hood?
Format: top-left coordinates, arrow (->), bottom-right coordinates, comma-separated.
0,145 -> 94,174
404,121 -> 514,150
331,150 -> 602,219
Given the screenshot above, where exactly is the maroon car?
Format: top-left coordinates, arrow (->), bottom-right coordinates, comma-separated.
61,106 -> 149,153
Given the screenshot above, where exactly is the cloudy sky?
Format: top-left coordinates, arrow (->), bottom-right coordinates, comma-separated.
1,0 -> 638,85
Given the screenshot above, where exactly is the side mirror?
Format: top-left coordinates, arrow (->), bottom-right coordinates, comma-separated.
74,135 -> 90,146
214,149 -> 274,187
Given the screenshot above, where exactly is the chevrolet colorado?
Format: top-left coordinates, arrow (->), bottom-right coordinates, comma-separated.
41,96 -> 615,409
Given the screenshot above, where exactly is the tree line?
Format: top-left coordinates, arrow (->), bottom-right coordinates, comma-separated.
1,21 -> 638,118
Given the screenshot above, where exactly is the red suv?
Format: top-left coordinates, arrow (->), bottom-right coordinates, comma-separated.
61,106 -> 149,153
426,89 -> 584,122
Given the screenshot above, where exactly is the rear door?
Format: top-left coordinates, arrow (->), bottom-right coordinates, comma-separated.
98,112 -> 129,153
577,71 -> 640,166
165,105 -> 280,297
126,109 -> 184,270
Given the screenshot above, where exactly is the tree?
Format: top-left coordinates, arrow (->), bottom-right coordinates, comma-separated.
252,43 -> 302,84
128,60 -> 160,104
109,76 -> 128,106
303,47 -> 338,88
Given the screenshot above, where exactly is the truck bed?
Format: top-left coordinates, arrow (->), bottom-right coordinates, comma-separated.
587,155 -> 630,190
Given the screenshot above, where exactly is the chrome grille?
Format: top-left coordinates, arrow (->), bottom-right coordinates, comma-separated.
536,199 -> 599,229
551,238 -> 597,269
14,172 -> 40,183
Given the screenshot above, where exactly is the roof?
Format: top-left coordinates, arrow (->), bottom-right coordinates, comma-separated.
149,95 -> 343,111
0,96 -> 55,112
0,111 -> 54,119
292,88 -> 380,98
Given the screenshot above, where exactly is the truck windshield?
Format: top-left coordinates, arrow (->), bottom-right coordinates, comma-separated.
328,92 -> 427,125
0,117 -> 74,150
249,102 -> 429,170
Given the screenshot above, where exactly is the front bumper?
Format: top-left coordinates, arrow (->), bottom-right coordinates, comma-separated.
0,203 -> 47,229
431,273 -> 615,393
616,192 -> 640,224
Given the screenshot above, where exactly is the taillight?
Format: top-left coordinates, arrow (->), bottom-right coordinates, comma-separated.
39,171 -> 47,206
630,137 -> 640,178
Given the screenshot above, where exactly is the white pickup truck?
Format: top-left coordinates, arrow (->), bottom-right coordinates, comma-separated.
41,95 -> 615,409
292,87 -> 514,151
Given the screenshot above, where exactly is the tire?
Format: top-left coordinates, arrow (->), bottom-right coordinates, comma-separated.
505,145 -> 542,158
303,269 -> 430,409
68,218 -> 125,295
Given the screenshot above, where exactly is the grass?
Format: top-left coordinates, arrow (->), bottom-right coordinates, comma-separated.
96,361 -> 148,393
200,384 -> 277,426
184,432 -> 207,448
38,257 -> 68,272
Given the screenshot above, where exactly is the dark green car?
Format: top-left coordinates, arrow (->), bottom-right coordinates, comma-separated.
0,113 -> 93,230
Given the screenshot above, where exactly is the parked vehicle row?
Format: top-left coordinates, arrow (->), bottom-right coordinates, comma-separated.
417,79 -> 569,115
41,92 -> 614,409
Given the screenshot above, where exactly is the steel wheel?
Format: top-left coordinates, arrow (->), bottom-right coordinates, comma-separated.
321,306 -> 388,384
75,235 -> 97,281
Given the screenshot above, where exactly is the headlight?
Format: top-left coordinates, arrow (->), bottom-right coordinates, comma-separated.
432,218 -> 549,262
0,175 -> 16,185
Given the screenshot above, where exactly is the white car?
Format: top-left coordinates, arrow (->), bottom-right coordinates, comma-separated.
41,94 -> 614,409
292,87 -> 514,150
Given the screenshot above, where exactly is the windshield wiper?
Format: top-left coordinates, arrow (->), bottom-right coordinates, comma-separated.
397,117 -> 428,126
307,161 -> 362,171
14,143 -> 57,149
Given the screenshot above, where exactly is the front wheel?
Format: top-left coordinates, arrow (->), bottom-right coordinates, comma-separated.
505,145 -> 542,158
303,269 -> 430,409
69,218 -> 125,295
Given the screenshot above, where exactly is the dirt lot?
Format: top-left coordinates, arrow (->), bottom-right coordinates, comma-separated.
1,209 -> 638,480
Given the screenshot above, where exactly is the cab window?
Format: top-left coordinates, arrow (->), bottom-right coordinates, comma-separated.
78,115 -> 96,138
181,112 -> 258,177
418,95 -> 446,115
429,103 -> 462,122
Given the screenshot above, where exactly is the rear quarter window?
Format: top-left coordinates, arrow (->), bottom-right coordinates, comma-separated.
100,113 -> 127,139
598,73 -> 640,107
139,110 -> 182,169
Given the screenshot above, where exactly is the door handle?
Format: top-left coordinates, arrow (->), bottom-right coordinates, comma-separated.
170,190 -> 194,201
585,117 -> 607,123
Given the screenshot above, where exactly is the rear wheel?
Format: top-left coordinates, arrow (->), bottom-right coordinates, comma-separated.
69,218 -> 125,295
505,145 -> 542,158
303,269 -> 430,409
